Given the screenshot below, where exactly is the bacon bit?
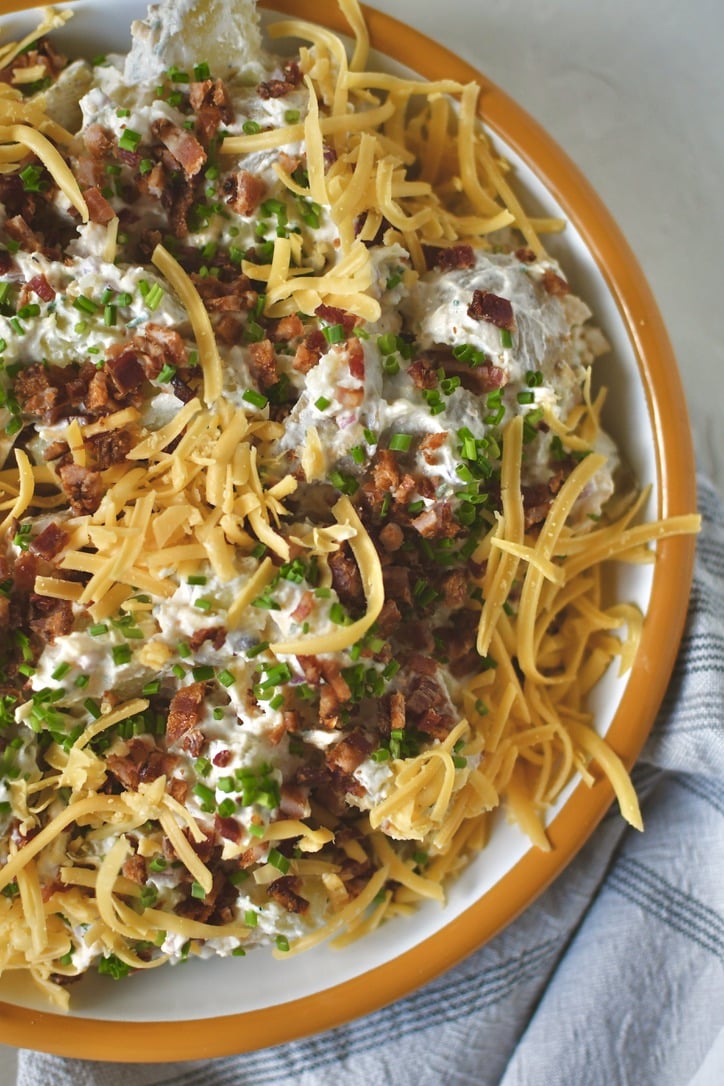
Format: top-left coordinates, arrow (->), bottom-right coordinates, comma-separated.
122,854 -> 147,885
290,590 -> 314,623
57,462 -> 104,515
267,875 -> 309,913
319,683 -> 341,729
26,274 -> 55,302
328,546 -> 364,610
326,731 -> 374,775
248,338 -> 278,390
257,63 -> 302,100
4,214 -> 41,253
379,522 -> 404,552
416,708 -> 453,739
167,682 -> 206,745
467,289 -> 515,331
189,78 -> 234,140
283,710 -> 301,733
212,748 -> 232,768
188,626 -> 227,651
296,655 -> 322,685
347,335 -> 365,381
279,783 -> 309,820
382,566 -> 412,607
425,243 -> 475,271
223,169 -> 266,216
408,357 -> 438,390
419,431 -> 448,465
140,161 -> 166,199
408,653 -> 438,677
30,521 -> 67,561
105,752 -> 140,790
441,568 -> 469,608
168,777 -> 188,805
43,440 -> 69,462
514,247 -> 537,263
87,428 -> 133,470
410,500 -> 460,540
151,119 -> 206,178
541,268 -> 570,297
105,348 -> 145,394
272,313 -> 304,342
181,728 -> 205,757
215,815 -> 242,843
292,340 -> 321,374
29,595 -> 73,642
319,659 -> 353,703
389,690 -> 406,732
83,123 -> 114,159
83,185 -> 116,225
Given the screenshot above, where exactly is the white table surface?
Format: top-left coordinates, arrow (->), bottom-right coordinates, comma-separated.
0,0 -> 722,1081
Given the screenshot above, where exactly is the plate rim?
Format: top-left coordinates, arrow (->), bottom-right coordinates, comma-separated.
0,0 -> 697,1060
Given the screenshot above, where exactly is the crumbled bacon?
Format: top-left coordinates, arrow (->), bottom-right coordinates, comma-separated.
215,815 -> 242,843
122,854 -> 147,885
425,243 -> 475,271
467,289 -> 515,331
514,247 -> 537,263
86,428 -> 133,470
212,748 -> 232,768
326,731 -> 374,775
83,185 -> 116,225
151,119 -> 206,178
29,596 -> 73,642
4,214 -> 41,253
105,348 -> 145,394
83,123 -> 114,159
166,682 -> 206,744
29,521 -> 67,561
223,169 -> 266,216
26,274 -> 55,302
408,357 -> 438,390
328,545 -> 364,610
541,268 -> 570,297
248,338 -> 278,389
290,590 -> 314,623
57,462 -> 104,515
319,683 -> 341,729
267,875 -> 309,913
272,313 -> 304,342
379,522 -> 404,552
189,78 -> 234,140
188,625 -> 227,651
279,783 -> 309,820
319,659 -> 352,703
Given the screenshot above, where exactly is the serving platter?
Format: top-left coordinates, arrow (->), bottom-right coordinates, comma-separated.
0,0 -> 697,1060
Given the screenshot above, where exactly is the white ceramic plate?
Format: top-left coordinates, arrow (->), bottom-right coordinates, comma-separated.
0,0 -> 697,1059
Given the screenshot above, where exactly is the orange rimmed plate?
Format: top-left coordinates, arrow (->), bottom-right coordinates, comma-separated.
0,0 -> 697,1061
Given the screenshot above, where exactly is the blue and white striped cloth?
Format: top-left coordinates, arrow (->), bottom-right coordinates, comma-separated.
15,473 -> 724,1086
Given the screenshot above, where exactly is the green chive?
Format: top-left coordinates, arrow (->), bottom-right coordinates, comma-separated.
389,433 -> 412,452
112,644 -> 132,666
242,388 -> 268,408
314,396 -> 331,411
118,128 -> 142,152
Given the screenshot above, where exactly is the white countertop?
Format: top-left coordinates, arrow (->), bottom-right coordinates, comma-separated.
0,0 -> 721,1081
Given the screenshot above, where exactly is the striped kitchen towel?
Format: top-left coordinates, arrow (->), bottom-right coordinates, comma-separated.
14,472 -> 724,1086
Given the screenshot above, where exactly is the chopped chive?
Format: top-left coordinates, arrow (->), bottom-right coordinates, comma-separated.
314,395 -> 331,411
322,323 -> 345,344
193,598 -> 213,612
157,362 -> 176,383
389,432 -> 412,453
242,120 -> 261,135
118,128 -> 142,152
89,623 -> 108,636
268,848 -> 289,873
111,644 -> 132,666
84,698 -> 101,720
218,669 -> 235,688
192,665 -> 215,682
51,662 -> 71,681
242,388 -> 268,408
500,328 -> 513,349
194,61 -> 211,80
284,108 -> 300,124
275,934 -> 290,952
190,880 -> 207,899
73,295 -> 98,315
